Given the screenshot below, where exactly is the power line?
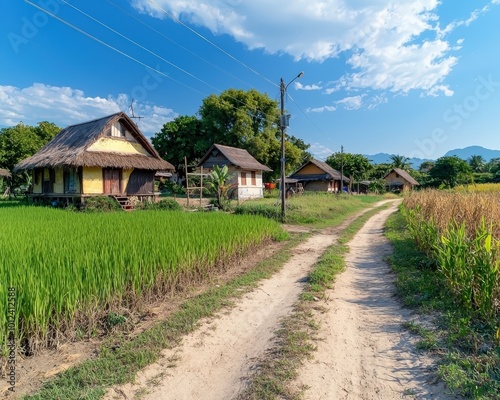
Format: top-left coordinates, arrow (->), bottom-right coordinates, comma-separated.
104,0 -> 256,90
60,0 -> 225,95
146,0 -> 279,89
25,0 -> 333,159
287,92 -> 339,149
28,0 -> 282,129
24,0 -> 209,98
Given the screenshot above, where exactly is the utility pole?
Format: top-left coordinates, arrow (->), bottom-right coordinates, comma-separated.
280,72 -> 304,223
340,145 -> 344,193
280,78 -> 286,223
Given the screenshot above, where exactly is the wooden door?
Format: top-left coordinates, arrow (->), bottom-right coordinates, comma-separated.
103,168 -> 121,194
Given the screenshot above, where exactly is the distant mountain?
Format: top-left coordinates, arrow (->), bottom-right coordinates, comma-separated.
443,146 -> 500,161
365,153 -> 432,169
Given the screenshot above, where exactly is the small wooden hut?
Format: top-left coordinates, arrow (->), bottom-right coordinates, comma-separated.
197,144 -> 272,200
288,159 -> 349,193
14,112 -> 174,207
384,168 -> 419,192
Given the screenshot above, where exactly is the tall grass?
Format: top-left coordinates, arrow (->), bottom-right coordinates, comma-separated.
402,190 -> 499,320
0,206 -> 285,355
454,183 -> 500,193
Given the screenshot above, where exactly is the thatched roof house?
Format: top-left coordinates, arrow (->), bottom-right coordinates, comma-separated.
15,112 -> 174,205
288,159 -> 349,193
0,168 -> 11,179
15,112 -> 171,171
384,168 -> 419,191
197,144 -> 271,199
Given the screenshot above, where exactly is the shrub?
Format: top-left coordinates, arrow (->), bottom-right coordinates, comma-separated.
144,198 -> 182,211
234,204 -> 282,221
81,196 -> 121,212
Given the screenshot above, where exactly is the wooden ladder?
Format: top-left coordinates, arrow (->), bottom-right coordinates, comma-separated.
112,195 -> 134,211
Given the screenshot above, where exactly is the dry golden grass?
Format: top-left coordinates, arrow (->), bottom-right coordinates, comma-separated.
455,183 -> 500,193
403,189 -> 500,240
402,189 -> 499,320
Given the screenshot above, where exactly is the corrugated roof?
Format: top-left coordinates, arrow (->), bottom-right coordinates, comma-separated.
197,144 -> 272,171
14,112 -> 174,172
384,168 -> 419,185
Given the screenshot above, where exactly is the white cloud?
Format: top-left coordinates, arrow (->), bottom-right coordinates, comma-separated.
0,83 -> 177,136
335,95 -> 365,111
367,94 -> 389,110
438,5 -> 491,37
422,85 -> 454,97
131,0 -> 492,96
295,82 -> 322,91
306,105 -> 336,113
309,143 -> 334,159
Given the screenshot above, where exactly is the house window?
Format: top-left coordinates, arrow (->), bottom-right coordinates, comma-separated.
110,121 -> 127,137
395,173 -> 400,178
251,171 -> 256,186
241,172 -> 247,186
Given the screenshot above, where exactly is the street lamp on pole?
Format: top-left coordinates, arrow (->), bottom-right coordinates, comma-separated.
280,71 -> 304,223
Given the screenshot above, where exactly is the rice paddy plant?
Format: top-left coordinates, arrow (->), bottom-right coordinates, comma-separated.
0,206 -> 284,356
455,183 -> 500,193
402,190 -> 500,320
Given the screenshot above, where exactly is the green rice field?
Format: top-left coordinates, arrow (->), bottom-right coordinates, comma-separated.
0,204 -> 285,354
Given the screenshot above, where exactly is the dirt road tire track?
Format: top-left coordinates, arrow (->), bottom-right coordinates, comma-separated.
292,203 -> 458,400
105,202 -> 397,400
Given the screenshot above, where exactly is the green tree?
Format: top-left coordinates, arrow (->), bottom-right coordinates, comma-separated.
368,163 -> 391,180
419,160 -> 435,174
151,115 -> 205,171
389,154 -> 412,170
429,156 -> 472,188
152,89 -> 309,178
325,152 -> 372,189
0,121 -> 60,189
468,154 -> 486,173
0,122 -> 58,171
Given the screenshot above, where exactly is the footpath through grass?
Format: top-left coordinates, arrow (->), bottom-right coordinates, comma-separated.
238,202 -> 391,400
385,212 -> 500,400
21,196 -> 388,399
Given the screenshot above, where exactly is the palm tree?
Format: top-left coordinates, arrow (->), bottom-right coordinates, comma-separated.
468,155 -> 486,173
389,154 -> 412,170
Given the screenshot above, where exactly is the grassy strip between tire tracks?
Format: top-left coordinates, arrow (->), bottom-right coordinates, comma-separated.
237,203 -> 391,400
385,212 -> 500,400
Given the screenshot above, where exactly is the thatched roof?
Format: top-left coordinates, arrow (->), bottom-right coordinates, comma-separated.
384,168 -> 419,185
14,112 -> 174,172
0,168 -> 11,179
197,144 -> 272,171
290,159 -> 350,182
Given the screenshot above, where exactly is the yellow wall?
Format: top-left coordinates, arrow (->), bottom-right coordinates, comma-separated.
82,167 -> 103,194
33,170 -> 42,194
122,168 -> 133,191
298,163 -> 324,174
54,167 -> 64,193
87,137 -> 150,156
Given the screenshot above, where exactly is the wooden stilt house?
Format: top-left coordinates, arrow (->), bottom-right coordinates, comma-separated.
14,112 -> 174,207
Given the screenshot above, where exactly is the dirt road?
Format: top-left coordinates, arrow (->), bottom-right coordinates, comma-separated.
106,201 -> 453,400
292,205 -> 457,400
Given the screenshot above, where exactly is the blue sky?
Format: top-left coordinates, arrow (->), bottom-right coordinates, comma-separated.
2,0 -> 499,161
